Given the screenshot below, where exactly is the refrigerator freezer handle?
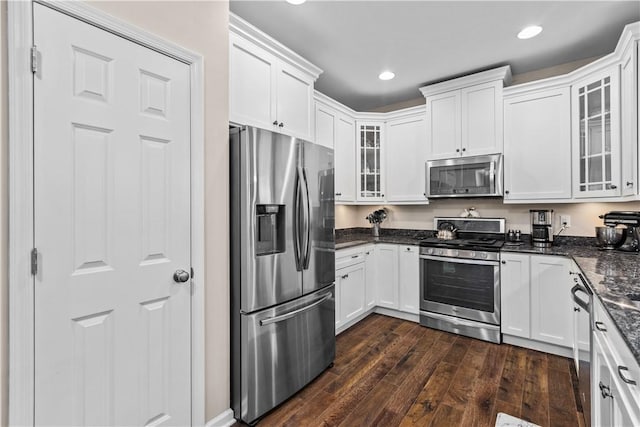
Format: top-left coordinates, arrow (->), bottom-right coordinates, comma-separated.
301,168 -> 311,269
259,292 -> 332,326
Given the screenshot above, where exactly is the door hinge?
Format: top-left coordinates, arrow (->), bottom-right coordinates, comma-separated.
30,46 -> 38,74
31,248 -> 38,276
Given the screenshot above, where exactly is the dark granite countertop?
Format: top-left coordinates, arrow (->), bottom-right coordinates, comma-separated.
338,228 -> 640,364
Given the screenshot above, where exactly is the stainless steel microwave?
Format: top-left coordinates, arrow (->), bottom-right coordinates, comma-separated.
426,154 -> 503,198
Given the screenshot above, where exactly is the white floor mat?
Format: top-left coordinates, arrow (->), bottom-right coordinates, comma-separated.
495,412 -> 541,427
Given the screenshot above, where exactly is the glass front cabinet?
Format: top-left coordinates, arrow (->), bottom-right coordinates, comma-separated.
356,121 -> 385,201
572,66 -> 621,198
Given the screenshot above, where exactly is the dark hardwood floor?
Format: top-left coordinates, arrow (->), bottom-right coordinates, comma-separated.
239,314 -> 584,427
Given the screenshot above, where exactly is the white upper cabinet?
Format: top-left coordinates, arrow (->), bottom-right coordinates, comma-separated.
503,86 -> 572,201
356,121 -> 386,202
572,66 -> 621,198
229,14 -> 322,141
315,93 -> 357,202
420,66 -> 511,160
385,108 -> 429,203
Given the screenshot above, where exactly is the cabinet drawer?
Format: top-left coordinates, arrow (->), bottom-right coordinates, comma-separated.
593,298 -> 640,411
336,247 -> 366,270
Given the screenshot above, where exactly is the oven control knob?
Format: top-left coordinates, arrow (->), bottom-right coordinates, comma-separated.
425,248 -> 433,255
453,250 -> 459,257
469,251 -> 476,258
436,249 -> 443,256
480,252 -> 488,259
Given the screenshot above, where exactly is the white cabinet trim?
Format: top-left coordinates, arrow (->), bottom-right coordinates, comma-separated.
419,65 -> 511,97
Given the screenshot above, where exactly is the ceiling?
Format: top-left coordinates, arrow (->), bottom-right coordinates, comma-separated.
230,1 -> 640,111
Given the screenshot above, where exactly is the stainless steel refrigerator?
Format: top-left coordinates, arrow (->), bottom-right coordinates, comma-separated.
230,126 -> 335,425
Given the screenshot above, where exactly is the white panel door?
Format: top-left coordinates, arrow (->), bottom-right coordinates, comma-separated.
386,114 -> 428,203
363,246 -> 377,309
426,91 -> 460,159
314,103 -> 335,149
338,263 -> 366,322
334,115 -> 356,202
503,88 -> 572,201
398,246 -> 419,314
461,81 -> 502,156
34,4 -> 191,426
530,256 -> 573,347
500,253 -> 530,338
375,244 -> 398,309
620,43 -> 638,196
229,32 -> 276,130
276,61 -> 313,140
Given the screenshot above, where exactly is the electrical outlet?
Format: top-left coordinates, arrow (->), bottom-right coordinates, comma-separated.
560,215 -> 571,227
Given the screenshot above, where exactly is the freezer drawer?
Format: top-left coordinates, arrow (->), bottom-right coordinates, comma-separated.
234,285 -> 335,424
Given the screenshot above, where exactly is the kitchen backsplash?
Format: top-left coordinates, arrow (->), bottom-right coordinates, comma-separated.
336,199 -> 640,237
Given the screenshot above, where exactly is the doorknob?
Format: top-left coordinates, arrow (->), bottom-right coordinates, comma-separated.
173,269 -> 190,283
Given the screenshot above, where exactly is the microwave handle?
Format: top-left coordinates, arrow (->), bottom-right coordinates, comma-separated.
489,159 -> 495,192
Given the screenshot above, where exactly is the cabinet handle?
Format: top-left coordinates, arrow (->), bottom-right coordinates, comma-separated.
599,381 -> 613,399
381,194 -> 384,197
618,366 -> 637,385
406,247 -> 411,251
595,321 -> 607,332
501,260 -> 506,264
341,274 -> 349,279
456,148 -> 460,153
611,185 -> 618,189
627,181 -> 634,187
279,122 -> 284,128
351,255 -> 359,259
365,251 -> 370,255
462,148 -> 466,152
574,307 -> 580,312
505,190 -> 510,195
335,192 -> 342,196
272,120 -> 278,125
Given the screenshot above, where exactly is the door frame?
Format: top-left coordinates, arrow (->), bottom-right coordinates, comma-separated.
8,1 -> 206,425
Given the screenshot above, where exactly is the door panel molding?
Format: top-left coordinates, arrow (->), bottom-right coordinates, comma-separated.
8,1 -> 205,425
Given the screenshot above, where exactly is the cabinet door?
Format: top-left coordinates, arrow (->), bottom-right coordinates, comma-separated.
530,255 -> 573,347
356,121 -> 385,201
375,244 -> 398,309
398,246 -> 419,314
315,103 -> 335,149
385,114 -> 428,203
572,66 -> 621,198
426,91 -> 461,159
620,43 -> 638,196
364,246 -> 377,309
276,61 -> 314,140
338,263 -> 366,322
503,88 -> 572,201
500,253 -> 530,338
335,115 -> 356,202
229,33 -> 276,130
461,81 -> 503,157
593,334 -> 614,427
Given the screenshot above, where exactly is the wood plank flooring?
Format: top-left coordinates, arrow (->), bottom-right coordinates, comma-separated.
238,314 -> 584,427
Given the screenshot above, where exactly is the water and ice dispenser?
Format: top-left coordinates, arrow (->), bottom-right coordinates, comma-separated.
255,204 -> 285,256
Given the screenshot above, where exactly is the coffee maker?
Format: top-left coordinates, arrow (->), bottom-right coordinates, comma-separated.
530,209 -> 553,248
600,211 -> 640,252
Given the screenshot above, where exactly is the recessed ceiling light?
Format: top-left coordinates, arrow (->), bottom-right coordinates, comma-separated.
378,71 -> 395,81
517,25 -> 543,40
286,0 -> 306,4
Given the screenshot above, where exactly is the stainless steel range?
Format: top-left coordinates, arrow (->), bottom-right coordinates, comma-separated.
419,217 -> 506,343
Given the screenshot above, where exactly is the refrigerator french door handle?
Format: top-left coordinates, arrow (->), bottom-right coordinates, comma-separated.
301,167 -> 311,269
259,292 -> 332,326
293,168 -> 303,271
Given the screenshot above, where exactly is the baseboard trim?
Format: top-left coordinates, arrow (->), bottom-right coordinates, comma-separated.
374,307 -> 420,323
206,408 -> 235,427
503,335 -> 573,358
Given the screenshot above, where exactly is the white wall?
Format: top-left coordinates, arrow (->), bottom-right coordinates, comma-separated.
337,200 -> 640,237
0,1 -> 230,423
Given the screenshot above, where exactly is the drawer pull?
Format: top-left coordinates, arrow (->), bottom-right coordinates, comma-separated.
351,255 -> 359,259
599,381 -> 613,399
341,274 -> 349,279
618,366 -> 637,385
595,321 -> 607,332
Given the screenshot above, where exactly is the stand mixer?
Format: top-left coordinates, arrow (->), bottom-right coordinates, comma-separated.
599,211 -> 640,252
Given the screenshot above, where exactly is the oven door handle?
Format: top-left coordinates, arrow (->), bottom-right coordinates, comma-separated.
419,255 -> 499,266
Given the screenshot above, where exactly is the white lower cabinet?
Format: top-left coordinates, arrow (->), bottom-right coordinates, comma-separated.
398,246 -> 419,314
500,253 -> 573,350
335,243 -> 418,333
375,244 -> 399,309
